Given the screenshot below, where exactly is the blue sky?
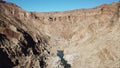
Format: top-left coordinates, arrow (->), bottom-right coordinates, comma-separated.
5,0 -> 118,12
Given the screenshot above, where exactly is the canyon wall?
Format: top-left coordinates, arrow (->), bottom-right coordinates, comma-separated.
0,1 -> 120,68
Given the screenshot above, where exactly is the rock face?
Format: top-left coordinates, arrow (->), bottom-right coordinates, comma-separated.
0,1 -> 120,68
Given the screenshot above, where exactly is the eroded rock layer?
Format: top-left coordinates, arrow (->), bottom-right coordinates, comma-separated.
0,1 -> 120,68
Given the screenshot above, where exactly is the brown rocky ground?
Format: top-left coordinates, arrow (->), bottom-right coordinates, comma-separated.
0,1 -> 120,68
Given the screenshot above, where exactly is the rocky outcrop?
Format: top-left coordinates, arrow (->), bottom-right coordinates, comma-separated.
0,1 -> 120,68
0,1 -> 50,68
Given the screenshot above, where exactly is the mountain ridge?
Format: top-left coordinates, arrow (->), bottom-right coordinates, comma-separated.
0,1 -> 120,68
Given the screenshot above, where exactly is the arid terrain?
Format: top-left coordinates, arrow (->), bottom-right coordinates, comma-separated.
0,1 -> 120,68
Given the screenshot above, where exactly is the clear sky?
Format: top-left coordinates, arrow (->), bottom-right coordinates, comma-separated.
4,0 -> 118,12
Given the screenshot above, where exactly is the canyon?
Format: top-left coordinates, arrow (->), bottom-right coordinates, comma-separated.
0,1 -> 120,68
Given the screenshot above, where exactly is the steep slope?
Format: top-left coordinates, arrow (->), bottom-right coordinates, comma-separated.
0,1 -> 120,68
0,1 -> 50,68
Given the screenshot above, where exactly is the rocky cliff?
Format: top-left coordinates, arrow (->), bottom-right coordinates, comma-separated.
0,1 -> 120,68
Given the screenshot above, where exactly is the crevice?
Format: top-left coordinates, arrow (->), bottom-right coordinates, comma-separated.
0,34 -> 6,41
20,41 -> 29,56
0,48 -> 15,68
22,31 -> 39,55
0,34 -> 7,45
17,29 -> 40,56
39,57 -> 46,68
